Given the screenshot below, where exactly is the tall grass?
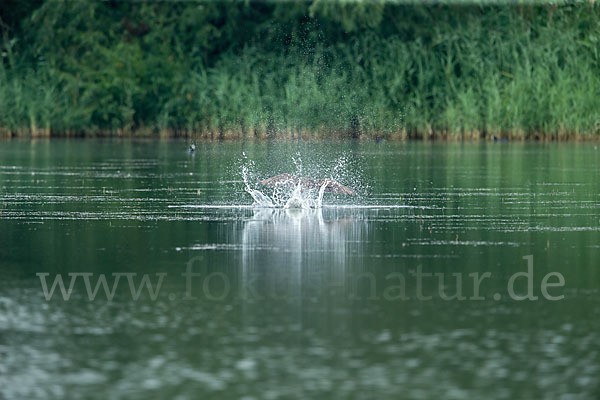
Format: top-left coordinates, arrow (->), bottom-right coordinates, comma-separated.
1,2 -> 599,139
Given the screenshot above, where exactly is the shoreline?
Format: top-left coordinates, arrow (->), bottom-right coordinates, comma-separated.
1,129 -> 599,142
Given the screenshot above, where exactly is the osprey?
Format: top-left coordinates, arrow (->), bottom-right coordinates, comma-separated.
260,173 -> 356,195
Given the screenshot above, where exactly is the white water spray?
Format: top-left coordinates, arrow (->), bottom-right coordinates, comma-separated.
242,162 -> 275,208
241,154 -> 341,209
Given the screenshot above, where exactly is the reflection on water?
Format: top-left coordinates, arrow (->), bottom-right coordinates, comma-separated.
240,209 -> 368,304
0,140 -> 599,399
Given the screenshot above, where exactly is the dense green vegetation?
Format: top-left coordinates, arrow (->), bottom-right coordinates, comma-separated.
0,1 -> 599,139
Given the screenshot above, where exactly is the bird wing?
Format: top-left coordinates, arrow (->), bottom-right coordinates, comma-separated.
259,173 -> 299,186
322,180 -> 356,195
260,174 -> 356,195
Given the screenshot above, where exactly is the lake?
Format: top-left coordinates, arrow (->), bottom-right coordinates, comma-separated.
1,140 -> 599,399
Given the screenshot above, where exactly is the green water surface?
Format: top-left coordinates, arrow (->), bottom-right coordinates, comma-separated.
0,140 -> 599,399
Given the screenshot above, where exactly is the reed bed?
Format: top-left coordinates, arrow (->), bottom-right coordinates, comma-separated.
0,2 -> 598,139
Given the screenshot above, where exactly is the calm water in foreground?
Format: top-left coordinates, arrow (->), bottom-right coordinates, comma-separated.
0,140 -> 599,399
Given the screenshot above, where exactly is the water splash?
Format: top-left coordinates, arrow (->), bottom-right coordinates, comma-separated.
241,155 -> 275,208
292,152 -> 303,176
240,152 -> 351,209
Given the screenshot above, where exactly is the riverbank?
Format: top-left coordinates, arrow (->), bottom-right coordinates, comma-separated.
1,2 -> 598,139
2,128 -> 600,141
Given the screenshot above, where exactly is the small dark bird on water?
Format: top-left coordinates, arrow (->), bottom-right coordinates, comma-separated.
260,173 -> 356,195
